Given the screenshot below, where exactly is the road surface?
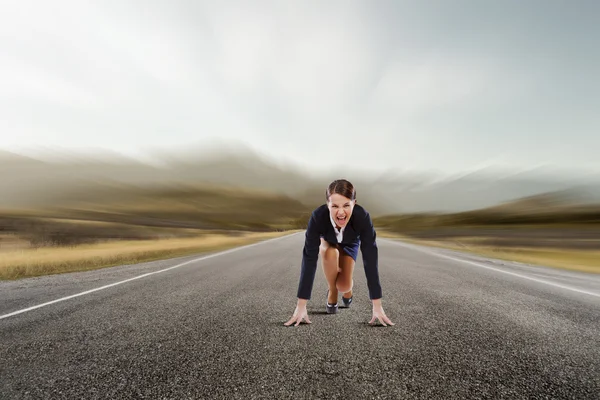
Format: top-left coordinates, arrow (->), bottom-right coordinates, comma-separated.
1,232 -> 599,399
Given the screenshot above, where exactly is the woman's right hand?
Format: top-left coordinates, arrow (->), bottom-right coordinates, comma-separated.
284,299 -> 311,326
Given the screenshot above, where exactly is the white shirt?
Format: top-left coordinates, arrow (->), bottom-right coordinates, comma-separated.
329,214 -> 345,243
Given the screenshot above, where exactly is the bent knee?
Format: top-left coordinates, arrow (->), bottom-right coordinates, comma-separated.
319,242 -> 339,259
336,281 -> 352,293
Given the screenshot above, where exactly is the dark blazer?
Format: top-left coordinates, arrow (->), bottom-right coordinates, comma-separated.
296,203 -> 383,300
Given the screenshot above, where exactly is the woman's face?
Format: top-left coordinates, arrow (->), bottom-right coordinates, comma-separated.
327,193 -> 355,228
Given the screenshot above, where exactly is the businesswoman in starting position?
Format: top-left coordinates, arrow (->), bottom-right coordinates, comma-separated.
285,179 -> 394,327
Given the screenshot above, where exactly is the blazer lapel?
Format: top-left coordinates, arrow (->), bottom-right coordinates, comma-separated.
324,215 -> 337,243
342,218 -> 358,243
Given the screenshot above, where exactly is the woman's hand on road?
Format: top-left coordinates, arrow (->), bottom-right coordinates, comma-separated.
369,299 -> 395,326
284,299 -> 311,327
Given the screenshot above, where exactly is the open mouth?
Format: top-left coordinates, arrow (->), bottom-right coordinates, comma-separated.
336,215 -> 347,223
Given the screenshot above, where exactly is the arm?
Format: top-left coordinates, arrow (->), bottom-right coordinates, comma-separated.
296,212 -> 321,300
359,210 -> 394,326
359,210 -> 383,300
285,211 -> 321,326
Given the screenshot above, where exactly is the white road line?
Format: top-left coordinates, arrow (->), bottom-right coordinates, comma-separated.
0,232 -> 301,321
381,238 -> 600,299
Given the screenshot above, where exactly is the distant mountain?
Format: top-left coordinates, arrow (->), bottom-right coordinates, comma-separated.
1,146 -> 599,216
480,188 -> 600,214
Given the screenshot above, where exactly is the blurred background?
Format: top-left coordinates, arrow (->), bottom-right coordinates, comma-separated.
1,0 -> 599,277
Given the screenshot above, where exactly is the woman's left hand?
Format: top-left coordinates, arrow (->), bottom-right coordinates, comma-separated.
369,299 -> 395,326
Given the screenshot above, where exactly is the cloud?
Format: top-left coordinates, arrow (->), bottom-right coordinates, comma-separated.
0,0 -> 598,175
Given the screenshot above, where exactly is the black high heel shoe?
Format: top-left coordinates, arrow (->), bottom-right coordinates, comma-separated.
326,289 -> 338,314
342,280 -> 354,308
341,295 -> 353,308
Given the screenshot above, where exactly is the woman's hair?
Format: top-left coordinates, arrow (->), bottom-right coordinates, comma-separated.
326,179 -> 356,201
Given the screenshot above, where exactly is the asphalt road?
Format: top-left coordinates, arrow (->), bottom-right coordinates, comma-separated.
1,232 -> 599,399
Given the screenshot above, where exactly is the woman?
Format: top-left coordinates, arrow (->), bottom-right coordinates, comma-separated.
284,179 -> 394,327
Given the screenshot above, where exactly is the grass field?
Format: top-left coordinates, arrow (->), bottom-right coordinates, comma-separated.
0,230 -> 298,280
0,184 -> 312,280
378,230 -> 600,274
373,198 -> 600,274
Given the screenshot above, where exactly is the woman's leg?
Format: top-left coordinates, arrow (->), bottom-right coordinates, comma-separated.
337,252 -> 355,299
320,239 -> 340,304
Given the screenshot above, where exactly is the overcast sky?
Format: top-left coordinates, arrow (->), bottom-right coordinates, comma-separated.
1,0 -> 599,175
